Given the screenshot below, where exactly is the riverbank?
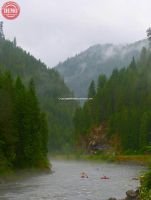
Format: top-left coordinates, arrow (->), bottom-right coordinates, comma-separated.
0,167 -> 51,184
0,158 -> 51,183
48,153 -> 151,168
0,160 -> 143,200
49,153 -> 151,166
115,155 -> 151,165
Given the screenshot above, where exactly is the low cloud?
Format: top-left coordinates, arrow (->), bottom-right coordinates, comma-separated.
1,0 -> 151,67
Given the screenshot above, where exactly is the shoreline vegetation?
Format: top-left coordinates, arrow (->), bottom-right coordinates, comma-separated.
0,167 -> 51,184
1,153 -> 147,181
1,152 -> 148,179
0,158 -> 51,183
49,152 -> 151,166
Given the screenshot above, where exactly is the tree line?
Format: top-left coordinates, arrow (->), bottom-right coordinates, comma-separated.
74,46 -> 151,153
0,37 -> 78,153
0,71 -> 48,172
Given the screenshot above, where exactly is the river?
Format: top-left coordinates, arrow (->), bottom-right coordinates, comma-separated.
0,160 -> 145,200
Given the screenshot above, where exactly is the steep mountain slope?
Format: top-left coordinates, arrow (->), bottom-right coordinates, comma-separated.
0,38 -> 77,152
55,39 -> 148,97
74,46 -> 151,153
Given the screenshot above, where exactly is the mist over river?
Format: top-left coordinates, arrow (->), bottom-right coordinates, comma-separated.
0,160 -> 145,200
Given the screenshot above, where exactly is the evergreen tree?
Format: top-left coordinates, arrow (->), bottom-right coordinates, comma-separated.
140,112 -> 151,149
97,74 -> 107,91
13,37 -> 17,47
147,27 -> 151,48
129,57 -> 137,69
0,72 -> 49,170
88,80 -> 96,98
14,77 -> 28,167
0,72 -> 17,164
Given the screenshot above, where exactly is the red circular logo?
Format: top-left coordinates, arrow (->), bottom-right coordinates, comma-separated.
1,1 -> 20,20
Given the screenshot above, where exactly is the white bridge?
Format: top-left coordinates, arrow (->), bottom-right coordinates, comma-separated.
58,97 -> 93,101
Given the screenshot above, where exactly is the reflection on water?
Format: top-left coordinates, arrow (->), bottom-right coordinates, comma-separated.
0,160 -> 145,200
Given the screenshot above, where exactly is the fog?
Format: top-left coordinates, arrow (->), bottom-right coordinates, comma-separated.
1,0 -> 151,67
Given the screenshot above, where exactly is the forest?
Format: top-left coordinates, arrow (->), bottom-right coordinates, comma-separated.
0,71 -> 48,172
0,37 -> 78,153
74,46 -> 151,154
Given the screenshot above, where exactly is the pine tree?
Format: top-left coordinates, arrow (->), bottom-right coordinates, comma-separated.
14,77 -> 48,168
88,80 -> 96,98
129,57 -> 137,69
140,112 -> 151,150
14,77 -> 28,167
147,27 -> 151,48
97,74 -> 107,91
13,37 -> 17,47
39,112 -> 48,158
0,72 -> 17,165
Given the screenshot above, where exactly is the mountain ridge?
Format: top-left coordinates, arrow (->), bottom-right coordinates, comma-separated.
55,39 -> 149,97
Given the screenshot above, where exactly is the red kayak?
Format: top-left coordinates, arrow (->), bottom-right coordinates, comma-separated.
100,176 -> 110,179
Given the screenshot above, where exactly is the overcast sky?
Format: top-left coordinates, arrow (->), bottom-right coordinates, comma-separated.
1,0 -> 151,67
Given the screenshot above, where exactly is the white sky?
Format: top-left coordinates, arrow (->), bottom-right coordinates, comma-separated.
1,0 -> 151,67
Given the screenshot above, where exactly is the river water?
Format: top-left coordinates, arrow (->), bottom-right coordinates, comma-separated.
0,160 -> 145,200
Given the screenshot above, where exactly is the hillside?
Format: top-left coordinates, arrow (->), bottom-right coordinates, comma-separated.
74,46 -> 151,153
0,37 -> 77,152
55,39 -> 148,97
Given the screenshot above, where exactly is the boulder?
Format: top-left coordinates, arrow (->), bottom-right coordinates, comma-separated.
125,189 -> 139,200
107,189 -> 140,200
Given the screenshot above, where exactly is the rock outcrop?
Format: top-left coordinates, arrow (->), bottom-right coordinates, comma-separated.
107,189 -> 140,200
